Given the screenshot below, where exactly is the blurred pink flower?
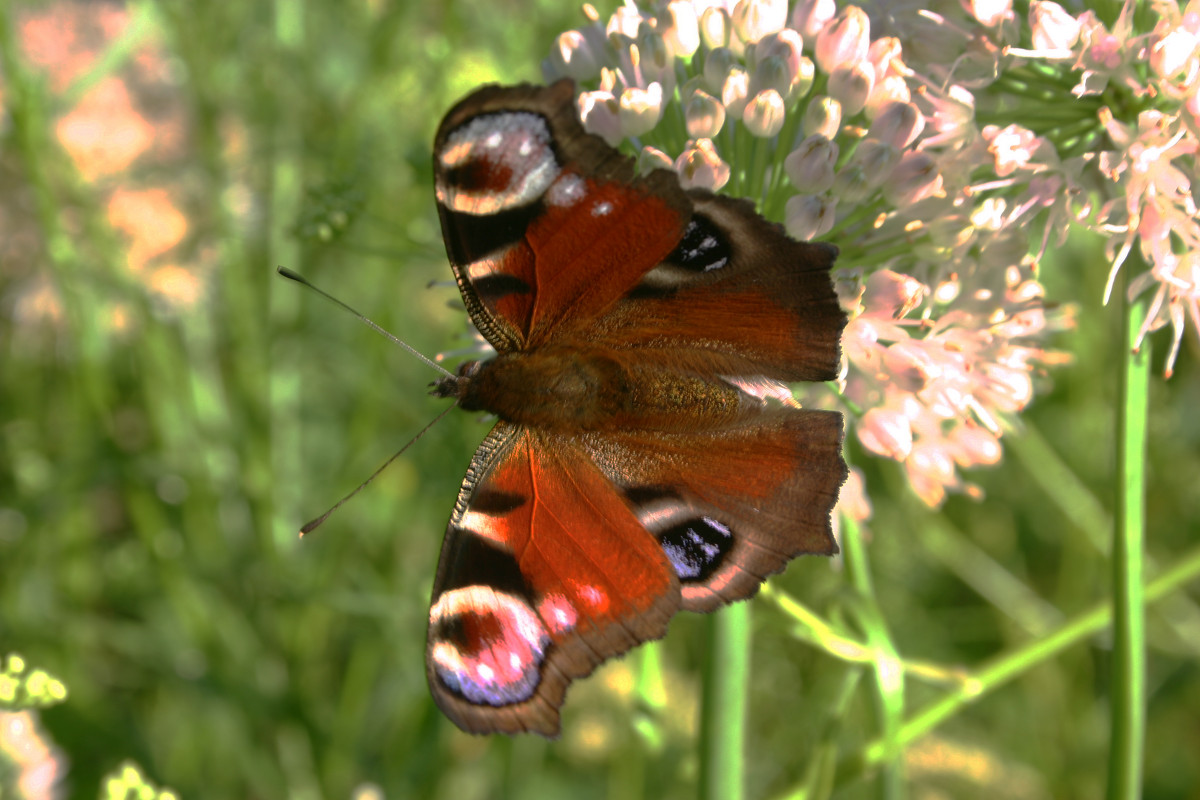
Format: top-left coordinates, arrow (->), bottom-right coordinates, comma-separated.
0,711 -> 64,800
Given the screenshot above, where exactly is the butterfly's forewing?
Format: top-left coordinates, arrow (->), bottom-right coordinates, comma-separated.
595,190 -> 844,383
433,80 -> 691,351
427,423 -> 679,736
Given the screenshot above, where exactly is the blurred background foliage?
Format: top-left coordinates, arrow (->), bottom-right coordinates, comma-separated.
0,0 -> 1198,798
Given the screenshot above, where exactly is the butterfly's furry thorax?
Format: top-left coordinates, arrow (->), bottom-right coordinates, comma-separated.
432,346 -> 779,433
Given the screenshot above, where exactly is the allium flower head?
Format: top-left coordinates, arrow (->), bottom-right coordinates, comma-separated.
541,0 -> 1091,507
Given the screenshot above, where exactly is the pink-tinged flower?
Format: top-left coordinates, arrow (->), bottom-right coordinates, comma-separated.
784,193 -> 837,240
546,30 -> 603,82
639,145 -> 675,173
815,6 -> 871,74
967,0 -> 1013,29
56,78 -> 155,180
743,89 -> 785,136
859,406 -> 914,460
885,152 -> 945,206
618,82 -> 665,137
703,46 -> 738,92
685,89 -> 726,138
0,711 -> 64,800
699,5 -> 732,50
721,68 -> 751,118
982,124 -> 1047,177
785,134 -> 838,193
827,61 -> 874,116
661,1 -> 702,58
545,0 -> 1072,505
1028,1 -> 1082,54
1150,26 -> 1200,89
914,83 -> 977,151
790,0 -> 837,41
847,140 -> 900,190
753,29 -> 804,77
802,95 -> 843,138
675,138 -> 731,190
732,0 -> 788,44
107,187 -> 188,272
578,90 -> 623,145
868,100 -> 924,148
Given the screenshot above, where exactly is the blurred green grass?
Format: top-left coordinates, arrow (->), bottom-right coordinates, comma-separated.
1,1 -> 1199,798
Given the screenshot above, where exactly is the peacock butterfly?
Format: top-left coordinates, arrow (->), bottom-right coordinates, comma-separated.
426,79 -> 847,737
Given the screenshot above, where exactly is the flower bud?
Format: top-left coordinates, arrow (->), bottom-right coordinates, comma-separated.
865,74 -> 912,116
722,68 -> 751,119
675,138 -> 731,190
859,407 -> 913,460
750,55 -> 794,100
661,1 -> 701,58
863,269 -> 927,318
744,89 -> 786,137
732,0 -> 788,44
784,194 -> 837,239
849,139 -> 900,188
545,30 -> 602,82
699,6 -> 731,49
884,152 -> 945,206
607,4 -> 642,39
790,0 -> 836,40
638,145 -> 674,174
815,6 -> 870,74
685,89 -> 726,138
578,91 -> 622,145
618,82 -> 664,137
1029,1 -> 1080,51
828,61 -> 874,116
802,95 -> 842,139
785,134 -> 838,192
969,0 -> 1012,28
1150,27 -> 1199,85
703,46 -> 737,94
867,101 -> 924,148
753,29 -> 803,74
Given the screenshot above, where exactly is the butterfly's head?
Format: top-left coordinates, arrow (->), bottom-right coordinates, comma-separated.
430,359 -> 482,404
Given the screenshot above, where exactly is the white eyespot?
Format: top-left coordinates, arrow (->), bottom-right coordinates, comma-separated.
436,113 -> 559,214
592,201 -> 614,216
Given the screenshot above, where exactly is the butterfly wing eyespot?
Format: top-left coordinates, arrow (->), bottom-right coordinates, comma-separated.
426,81 -> 847,736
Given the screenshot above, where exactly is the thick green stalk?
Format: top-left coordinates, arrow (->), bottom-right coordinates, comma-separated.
700,603 -> 749,800
1107,263 -> 1150,799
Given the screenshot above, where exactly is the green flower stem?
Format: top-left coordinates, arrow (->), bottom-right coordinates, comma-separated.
837,539 -> 1200,782
840,512 -> 905,798
1108,261 -> 1150,800
700,603 -> 749,800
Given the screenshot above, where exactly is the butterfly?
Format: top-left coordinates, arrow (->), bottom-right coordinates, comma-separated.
426,79 -> 847,737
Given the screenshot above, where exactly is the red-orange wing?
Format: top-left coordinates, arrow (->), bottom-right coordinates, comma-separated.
426,423 -> 680,736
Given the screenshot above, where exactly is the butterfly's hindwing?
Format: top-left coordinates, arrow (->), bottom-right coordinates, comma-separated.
428,423 -> 680,736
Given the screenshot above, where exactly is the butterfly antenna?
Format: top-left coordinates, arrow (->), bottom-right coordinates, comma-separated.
278,266 -> 454,379
298,402 -> 458,536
